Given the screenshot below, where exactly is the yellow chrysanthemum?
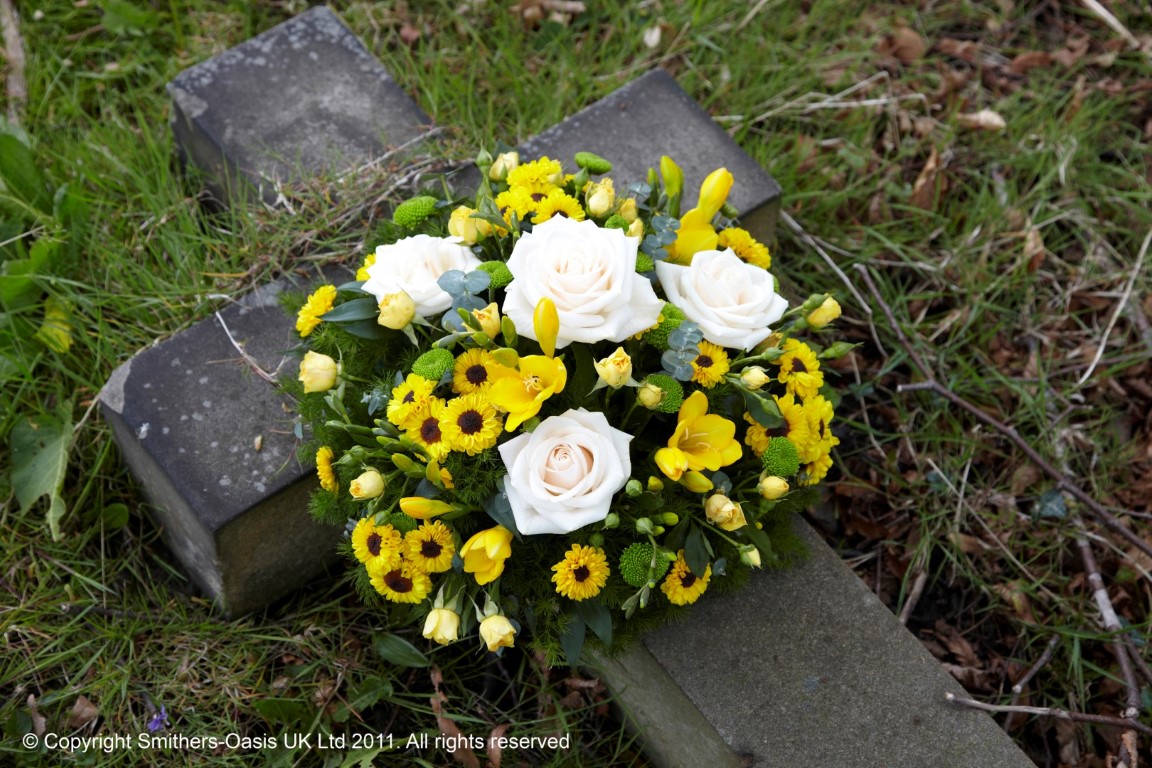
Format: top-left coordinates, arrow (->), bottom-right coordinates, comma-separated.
355,252 -> 376,281
439,394 -> 503,455
452,348 -> 499,395
774,339 -> 824,399
405,521 -> 456,573
743,413 -> 770,456
296,284 -> 337,337
551,544 -> 610,601
368,560 -> 433,604
661,549 -> 711,606
718,227 -> 771,270
405,397 -> 451,462
691,341 -> 730,388
351,518 -> 403,571
803,393 -> 840,457
531,189 -> 586,224
799,452 -> 834,486
316,446 -> 338,492
773,392 -> 818,462
507,156 -> 562,195
495,186 -> 534,228
387,374 -> 437,431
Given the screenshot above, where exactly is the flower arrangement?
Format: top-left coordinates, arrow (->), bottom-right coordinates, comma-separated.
293,149 -> 848,665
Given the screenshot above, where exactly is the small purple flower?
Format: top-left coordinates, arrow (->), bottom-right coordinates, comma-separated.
146,706 -> 167,733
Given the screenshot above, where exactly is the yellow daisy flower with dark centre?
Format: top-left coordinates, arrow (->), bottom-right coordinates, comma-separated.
532,189 -> 586,224
405,521 -> 456,573
368,559 -> 432,604
387,374 -> 437,431
351,518 -> 403,571
551,544 -> 610,601
355,252 -> 376,281
507,156 -> 562,196
405,397 -> 450,462
316,446 -> 338,492
718,227 -> 771,270
691,341 -> 730,388
772,392 -> 817,462
799,452 -> 834,486
661,549 -> 711,606
439,394 -> 502,455
743,413 -> 770,456
774,339 -> 824,399
495,187 -> 534,228
296,284 -> 337,337
452,348 -> 498,395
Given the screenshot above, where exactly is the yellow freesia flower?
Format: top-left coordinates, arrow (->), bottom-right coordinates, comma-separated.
398,496 -> 455,519
460,525 -> 513,586
533,297 -> 560,358
666,167 -> 734,264
488,355 -> 567,432
654,391 -> 742,482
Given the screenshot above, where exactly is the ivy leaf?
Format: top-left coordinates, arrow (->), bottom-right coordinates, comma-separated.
11,408 -> 72,541
559,614 -> 586,668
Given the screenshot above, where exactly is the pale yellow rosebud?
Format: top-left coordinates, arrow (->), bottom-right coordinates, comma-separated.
806,297 -> 842,330
479,614 -> 516,651
298,351 -> 338,393
704,493 -> 747,531
638,382 -> 664,409
423,607 -> 461,646
739,366 -> 771,390
350,469 -> 385,500
593,347 -> 633,389
472,302 -> 501,340
617,197 -> 639,223
585,179 -> 615,218
489,151 -> 520,181
626,218 -> 644,239
377,291 -> 416,329
448,205 -> 483,244
758,474 -> 790,500
739,546 -> 762,568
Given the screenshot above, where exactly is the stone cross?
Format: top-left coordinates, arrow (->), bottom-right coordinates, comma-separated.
101,7 -> 1033,767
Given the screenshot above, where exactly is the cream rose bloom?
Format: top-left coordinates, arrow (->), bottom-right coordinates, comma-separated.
361,235 -> 481,318
502,217 -> 663,349
655,249 -> 788,350
498,408 -> 632,535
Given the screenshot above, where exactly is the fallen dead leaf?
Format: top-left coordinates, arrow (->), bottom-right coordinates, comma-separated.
957,108 -> 1007,131
27,695 -> 46,737
935,619 -> 980,667
992,582 -> 1036,623
67,695 -> 100,729
910,146 -> 945,211
487,724 -> 510,767
1009,51 -> 1051,75
937,37 -> 979,62
877,26 -> 927,65
1024,226 -> 1046,272
430,667 -> 480,768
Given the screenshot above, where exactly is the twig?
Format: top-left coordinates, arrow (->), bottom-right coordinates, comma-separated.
945,693 -> 1152,737
1074,229 -> 1151,387
854,263 -> 1152,564
780,212 -> 872,317
1079,0 -> 1140,48
213,311 -> 278,384
0,0 -> 26,124
1005,635 -> 1060,730
897,568 -> 928,625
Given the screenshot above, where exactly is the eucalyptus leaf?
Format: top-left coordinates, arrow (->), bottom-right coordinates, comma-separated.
437,270 -> 466,296
463,270 -> 491,294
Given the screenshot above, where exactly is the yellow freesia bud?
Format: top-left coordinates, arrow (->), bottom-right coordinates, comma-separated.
758,474 -> 790,500
423,607 -> 461,646
585,179 -> 615,217
806,296 -> 842,329
638,382 -> 665,409
399,496 -> 455,519
298,351 -> 338,393
626,218 -> 644,239
479,614 -> 517,652
460,525 -> 513,585
739,366 -> 771,390
377,291 -> 416,329
660,156 -> 684,202
350,469 -> 385,500
647,476 -> 664,492
696,167 -> 734,220
680,470 -> 714,493
489,151 -> 519,181
704,493 -> 747,531
448,205 -> 484,244
472,302 -> 501,340
533,297 -> 559,358
739,546 -> 762,568
593,347 -> 633,389
617,197 -> 639,223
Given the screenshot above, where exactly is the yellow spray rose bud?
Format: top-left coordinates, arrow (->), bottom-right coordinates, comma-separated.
377,291 -> 416,330
626,218 -> 644,239
472,302 -> 501,340
758,474 -> 790,500
460,525 -> 513,585
704,493 -> 747,531
298,351 -> 338,393
660,156 -> 684,202
739,545 -> 762,568
638,381 -> 665,409
479,613 -> 516,651
806,296 -> 842,329
532,297 -> 560,358
585,179 -> 615,217
593,347 -> 633,389
448,205 -> 484,244
350,469 -> 385,500
739,366 -> 771,391
423,608 -> 461,646
617,197 -> 639,223
399,496 -> 455,519
680,470 -> 714,493
489,151 -> 519,181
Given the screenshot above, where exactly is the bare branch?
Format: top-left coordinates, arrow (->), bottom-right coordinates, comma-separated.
945,693 -> 1152,737
0,0 -> 26,124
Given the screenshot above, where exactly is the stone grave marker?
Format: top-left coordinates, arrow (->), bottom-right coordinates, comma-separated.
102,7 -> 1035,766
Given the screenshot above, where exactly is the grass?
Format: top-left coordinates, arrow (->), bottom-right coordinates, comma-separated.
2,0 -> 1151,765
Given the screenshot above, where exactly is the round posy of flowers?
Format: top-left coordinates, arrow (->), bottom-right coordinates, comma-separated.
655,249 -> 788,351
502,217 -> 663,349
361,235 -> 481,318
498,408 -> 632,535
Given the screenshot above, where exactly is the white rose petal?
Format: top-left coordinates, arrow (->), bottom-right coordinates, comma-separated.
498,409 -> 632,535
655,249 -> 789,350
362,235 -> 482,318
503,217 -> 664,348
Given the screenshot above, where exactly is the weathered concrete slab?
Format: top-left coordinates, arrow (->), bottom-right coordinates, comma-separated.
592,517 -> 1035,768
168,6 -> 432,204
100,267 -> 348,616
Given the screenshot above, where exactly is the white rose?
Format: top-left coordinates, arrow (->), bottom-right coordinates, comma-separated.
361,235 -> 481,318
498,409 -> 632,535
503,217 -> 663,349
655,249 -> 789,351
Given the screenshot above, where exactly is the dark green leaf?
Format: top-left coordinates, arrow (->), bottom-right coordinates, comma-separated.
11,408 -> 72,541
100,0 -> 158,35
336,281 -> 366,292
559,614 -> 586,667
684,524 -> 711,577
739,521 -> 775,560
374,633 -> 430,668
252,698 -> 309,726
576,600 -> 612,646
1034,489 -> 1068,520
100,503 -> 129,529
0,134 -> 53,216
744,391 -> 783,428
664,514 -> 690,552
569,344 -> 596,405
0,238 -> 59,309
321,298 -> 379,322
346,675 -> 393,712
483,490 -> 521,540
339,319 -> 393,340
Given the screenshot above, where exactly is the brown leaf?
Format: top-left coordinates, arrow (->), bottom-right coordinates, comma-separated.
910,147 -> 943,211
67,695 -> 100,729
877,26 -> 927,65
487,724 -> 510,768
937,38 -> 979,62
1009,51 -> 1051,75
948,531 -> 990,555
992,582 -> 1036,623
935,619 -> 980,667
957,109 -> 1007,131
1009,463 -> 1043,495
27,695 -> 46,737
1023,226 -> 1046,272
429,667 -> 480,768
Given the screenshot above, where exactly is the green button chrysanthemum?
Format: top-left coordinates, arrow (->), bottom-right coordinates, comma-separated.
604,214 -> 629,230
619,542 -> 668,588
388,512 -> 419,535
412,348 -> 454,380
761,437 -> 800,477
635,253 -> 655,273
574,151 -> 612,175
643,303 -> 686,351
476,261 -> 514,289
640,373 -> 684,414
392,196 -> 439,228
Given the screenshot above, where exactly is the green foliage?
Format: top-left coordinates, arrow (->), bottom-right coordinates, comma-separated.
10,406 -> 72,541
